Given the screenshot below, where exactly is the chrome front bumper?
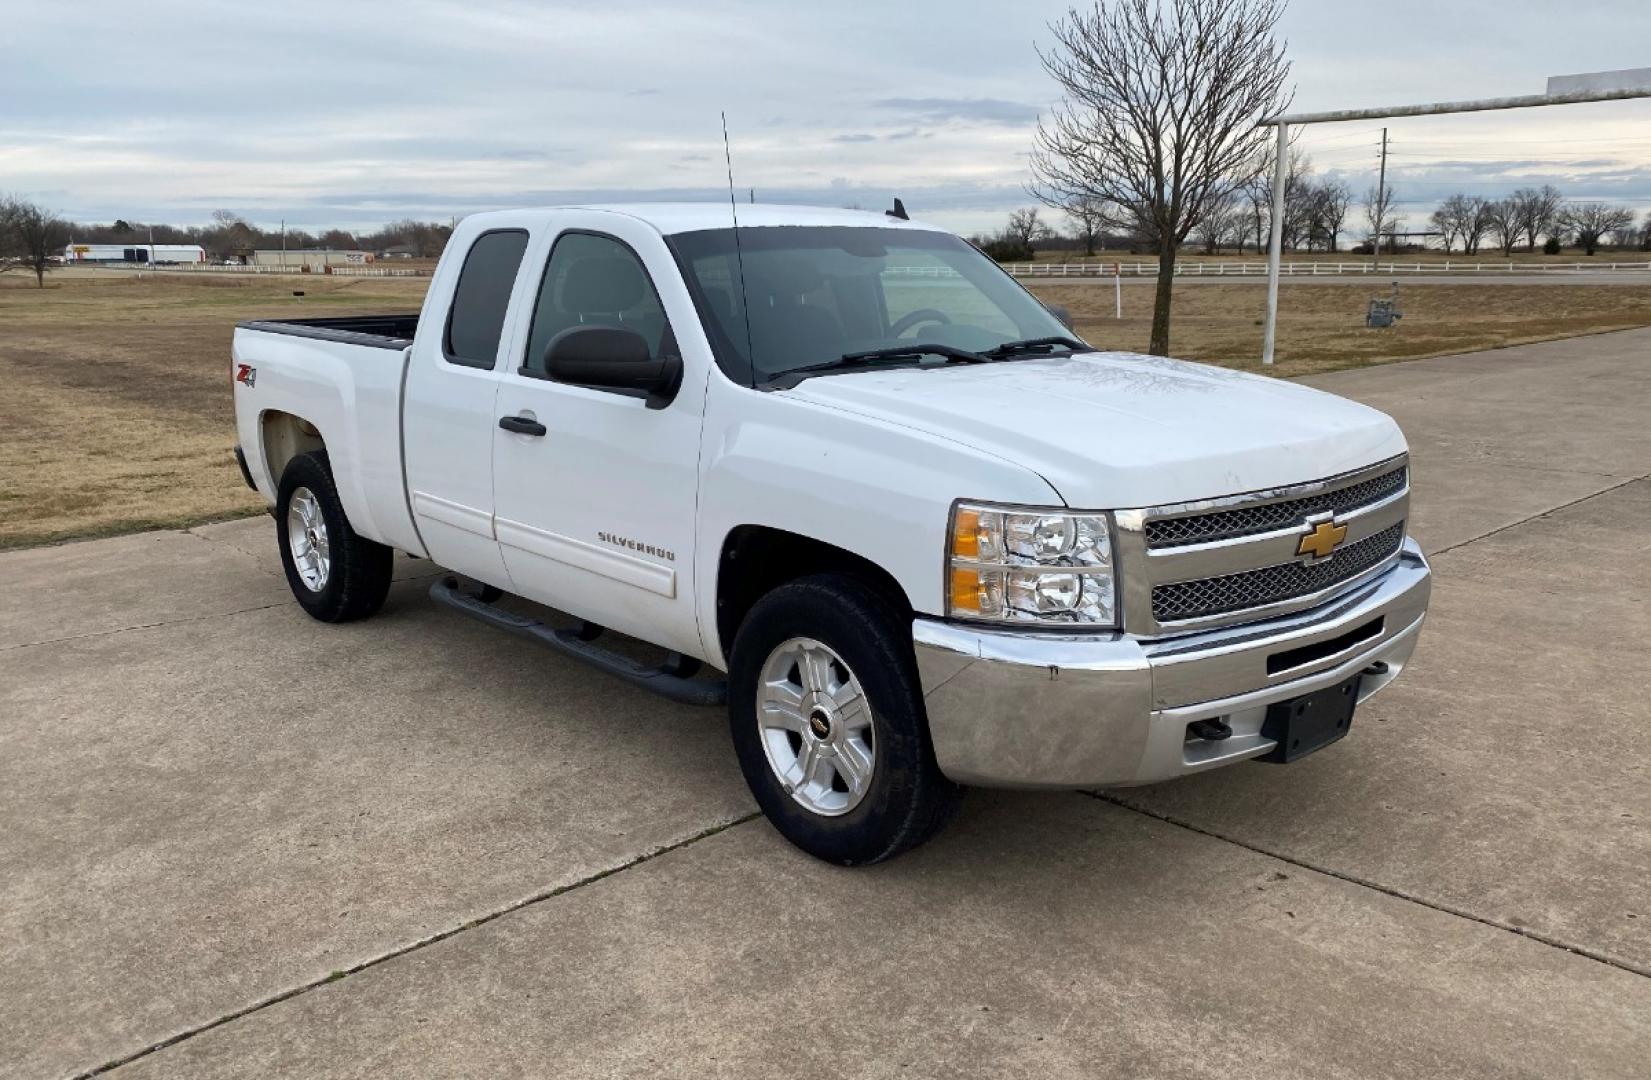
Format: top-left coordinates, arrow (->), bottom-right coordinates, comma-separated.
912,539 -> 1432,789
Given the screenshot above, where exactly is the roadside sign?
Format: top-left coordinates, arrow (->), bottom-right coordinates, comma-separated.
1547,68 -> 1651,96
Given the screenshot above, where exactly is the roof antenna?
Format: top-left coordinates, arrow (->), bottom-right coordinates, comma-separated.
886,197 -> 908,221
722,111 -> 758,389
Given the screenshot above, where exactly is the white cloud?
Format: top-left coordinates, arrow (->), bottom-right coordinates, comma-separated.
5,0 -> 1650,236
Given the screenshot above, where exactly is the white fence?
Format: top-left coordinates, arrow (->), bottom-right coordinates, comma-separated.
1004,260 -> 1651,278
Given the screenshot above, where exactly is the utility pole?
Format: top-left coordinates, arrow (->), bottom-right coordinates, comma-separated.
281,218 -> 287,268
148,225 -> 155,267
1372,127 -> 1388,266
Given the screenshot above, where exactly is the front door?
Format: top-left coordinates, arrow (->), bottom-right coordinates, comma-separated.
491,219 -> 706,658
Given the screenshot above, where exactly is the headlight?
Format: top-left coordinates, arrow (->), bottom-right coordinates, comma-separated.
946,502 -> 1117,627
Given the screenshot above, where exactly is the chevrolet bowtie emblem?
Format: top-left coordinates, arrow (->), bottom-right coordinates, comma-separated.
1297,518 -> 1349,561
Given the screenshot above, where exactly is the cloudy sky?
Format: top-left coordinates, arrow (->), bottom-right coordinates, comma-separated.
5,0 -> 1650,236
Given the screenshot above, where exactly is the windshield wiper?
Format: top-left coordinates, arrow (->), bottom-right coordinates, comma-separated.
769,344 -> 988,388
839,343 -> 989,364
981,335 -> 1089,360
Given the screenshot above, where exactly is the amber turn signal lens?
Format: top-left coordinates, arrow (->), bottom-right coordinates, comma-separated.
949,567 -> 982,613
952,508 -> 982,559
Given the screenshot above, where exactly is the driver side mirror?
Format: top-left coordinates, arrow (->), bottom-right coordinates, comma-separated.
544,326 -> 682,410
1045,303 -> 1075,331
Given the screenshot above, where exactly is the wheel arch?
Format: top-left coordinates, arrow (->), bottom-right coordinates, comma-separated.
714,525 -> 914,667
258,410 -> 327,493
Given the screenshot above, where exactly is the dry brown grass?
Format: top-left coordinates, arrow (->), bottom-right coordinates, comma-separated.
4,269 -> 1651,550
0,271 -> 426,549
1027,279 -> 1651,378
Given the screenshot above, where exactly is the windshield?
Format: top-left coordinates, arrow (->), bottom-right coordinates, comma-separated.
666,226 -> 1079,385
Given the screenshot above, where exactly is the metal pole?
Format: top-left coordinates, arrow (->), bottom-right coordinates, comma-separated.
1265,82 -> 1651,126
1115,263 -> 1122,319
1261,121 -> 1288,364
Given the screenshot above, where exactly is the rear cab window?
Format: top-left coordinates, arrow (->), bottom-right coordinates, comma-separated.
444,230 -> 530,368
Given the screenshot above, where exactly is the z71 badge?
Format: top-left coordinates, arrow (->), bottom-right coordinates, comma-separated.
235,363 -> 256,388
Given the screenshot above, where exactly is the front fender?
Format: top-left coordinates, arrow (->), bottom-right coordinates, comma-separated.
694,381 -> 1058,667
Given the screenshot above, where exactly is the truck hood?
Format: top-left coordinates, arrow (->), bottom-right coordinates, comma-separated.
786,351 -> 1406,508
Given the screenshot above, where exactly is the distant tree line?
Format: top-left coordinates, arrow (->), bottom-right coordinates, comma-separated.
59,210 -> 456,261
982,176 -> 1647,264
1,196 -> 462,286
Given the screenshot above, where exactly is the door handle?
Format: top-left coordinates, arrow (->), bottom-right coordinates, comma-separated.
498,415 -> 547,437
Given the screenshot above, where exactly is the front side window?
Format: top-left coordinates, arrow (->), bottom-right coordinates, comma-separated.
522,232 -> 673,375
667,226 -> 1073,385
444,230 -> 529,368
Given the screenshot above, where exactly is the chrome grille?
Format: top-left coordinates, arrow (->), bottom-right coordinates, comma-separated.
1145,465 -> 1407,549
1151,522 -> 1406,623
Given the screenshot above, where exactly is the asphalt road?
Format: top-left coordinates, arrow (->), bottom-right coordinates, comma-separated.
4,330 -> 1649,1079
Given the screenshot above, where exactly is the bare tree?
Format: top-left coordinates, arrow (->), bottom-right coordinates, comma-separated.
1430,194 -> 1491,255
1611,211 -> 1640,250
1238,150 -> 1273,254
1428,201 -> 1458,253
1512,185 -> 1562,252
1310,178 -> 1351,252
1485,197 -> 1521,256
1363,183 -> 1397,255
1462,196 -> 1493,255
1005,207 -> 1054,251
1558,201 -> 1635,256
1279,150 -> 1317,251
0,196 -> 67,287
1030,0 -> 1292,355
1063,197 -> 1110,256
1193,191 -> 1243,254
317,228 -> 360,251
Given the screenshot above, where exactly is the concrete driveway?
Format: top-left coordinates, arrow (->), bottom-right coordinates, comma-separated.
3,330 -> 1648,1079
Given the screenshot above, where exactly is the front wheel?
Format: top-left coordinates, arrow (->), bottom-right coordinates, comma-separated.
728,574 -> 962,865
275,450 -> 393,623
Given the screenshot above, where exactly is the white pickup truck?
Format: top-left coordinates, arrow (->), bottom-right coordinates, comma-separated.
231,203 -> 1431,864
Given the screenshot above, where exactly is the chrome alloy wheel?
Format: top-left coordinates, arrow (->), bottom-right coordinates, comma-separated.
285,486 -> 331,592
757,637 -> 876,816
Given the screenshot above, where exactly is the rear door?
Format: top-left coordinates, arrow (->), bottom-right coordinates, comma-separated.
403,226 -> 532,586
491,213 -> 708,658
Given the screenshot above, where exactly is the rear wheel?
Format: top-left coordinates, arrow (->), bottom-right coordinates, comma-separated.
275,451 -> 393,622
728,574 -> 961,864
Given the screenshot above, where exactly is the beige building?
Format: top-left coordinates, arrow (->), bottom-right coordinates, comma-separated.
250,249 -> 374,270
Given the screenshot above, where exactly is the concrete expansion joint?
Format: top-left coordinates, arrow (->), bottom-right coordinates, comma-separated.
183,527 -> 287,578
1086,791 -> 1650,981
70,812 -> 761,1080
1430,470 -> 1651,559
0,603 -> 294,655
0,573 -> 448,655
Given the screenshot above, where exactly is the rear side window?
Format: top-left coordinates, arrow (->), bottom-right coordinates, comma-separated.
444,230 -> 529,368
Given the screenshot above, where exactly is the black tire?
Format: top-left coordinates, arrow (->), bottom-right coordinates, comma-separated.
728,573 -> 962,865
275,450 -> 393,623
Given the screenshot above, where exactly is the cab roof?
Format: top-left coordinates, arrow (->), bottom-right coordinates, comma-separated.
463,202 -> 950,237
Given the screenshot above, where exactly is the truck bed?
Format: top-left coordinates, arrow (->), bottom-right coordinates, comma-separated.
237,313 -> 420,350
